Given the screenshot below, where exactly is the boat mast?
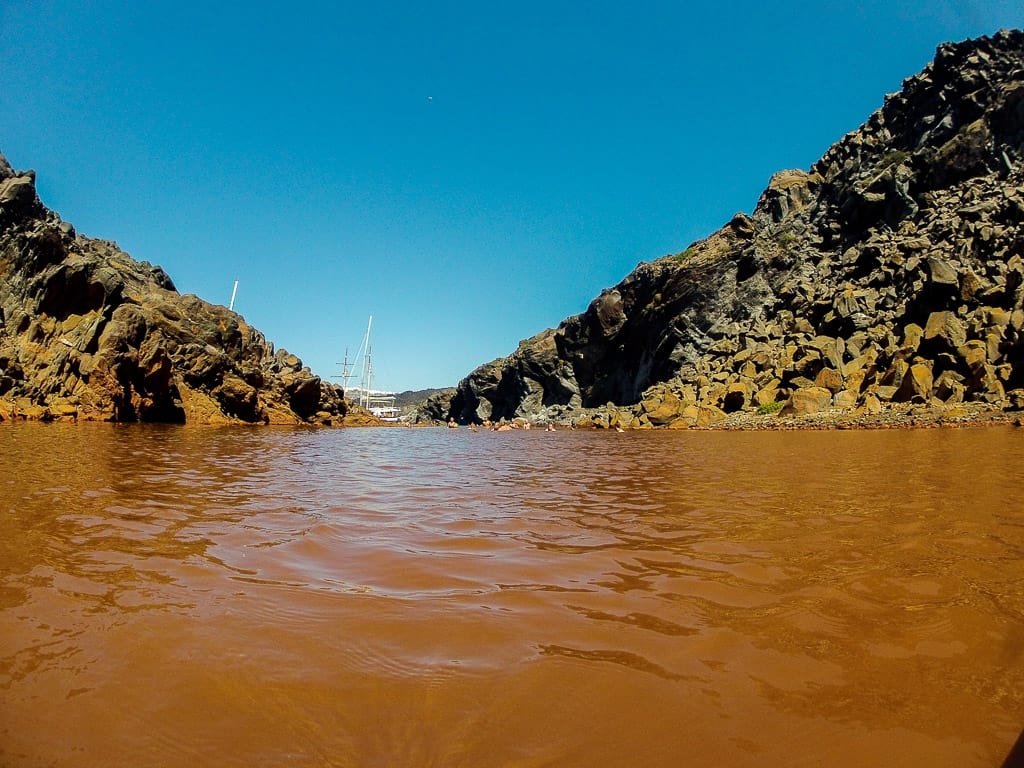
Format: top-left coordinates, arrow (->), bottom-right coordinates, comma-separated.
334,347 -> 354,390
359,315 -> 373,409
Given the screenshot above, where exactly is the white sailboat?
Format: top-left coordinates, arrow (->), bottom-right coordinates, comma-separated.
342,316 -> 400,421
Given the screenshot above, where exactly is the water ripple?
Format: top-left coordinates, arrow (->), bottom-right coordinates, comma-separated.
1,423 -> 1023,766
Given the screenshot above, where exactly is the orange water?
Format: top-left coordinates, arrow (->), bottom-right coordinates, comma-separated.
1,423 -> 1022,767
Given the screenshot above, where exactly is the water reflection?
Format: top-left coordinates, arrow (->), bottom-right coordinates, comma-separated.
1,423 -> 1022,766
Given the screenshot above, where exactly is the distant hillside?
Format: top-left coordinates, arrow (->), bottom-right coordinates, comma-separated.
435,30 -> 1024,428
394,387 -> 454,409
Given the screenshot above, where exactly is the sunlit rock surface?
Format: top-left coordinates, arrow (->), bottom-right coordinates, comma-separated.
0,153 -> 347,424
435,31 -> 1024,427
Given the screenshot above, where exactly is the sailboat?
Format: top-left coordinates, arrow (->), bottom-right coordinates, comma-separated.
341,316 -> 400,421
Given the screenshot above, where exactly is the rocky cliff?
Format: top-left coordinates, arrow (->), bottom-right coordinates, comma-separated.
436,30 -> 1024,428
0,153 -> 348,424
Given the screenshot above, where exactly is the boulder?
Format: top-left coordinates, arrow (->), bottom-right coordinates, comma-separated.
781,387 -> 834,416
0,174 -> 36,208
934,370 -> 966,403
214,374 -> 259,420
695,404 -> 727,427
899,323 -> 924,357
833,389 -> 859,409
286,375 -> 323,418
958,340 -> 988,371
760,169 -> 823,222
923,311 -> 967,351
926,256 -> 960,286
643,389 -> 689,426
894,363 -> 934,402
721,381 -> 753,412
814,367 -> 845,393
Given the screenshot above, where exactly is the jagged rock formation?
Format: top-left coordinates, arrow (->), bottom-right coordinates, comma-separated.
0,153 -> 348,424
436,30 -> 1024,428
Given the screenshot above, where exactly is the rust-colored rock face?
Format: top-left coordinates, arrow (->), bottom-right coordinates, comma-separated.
0,155 -> 348,424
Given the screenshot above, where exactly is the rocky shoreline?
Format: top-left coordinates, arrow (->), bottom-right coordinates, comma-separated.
423,30 -> 1024,432
564,401 -> 1023,431
413,400 -> 1019,431
0,153 -> 354,425
411,383 -> 1024,430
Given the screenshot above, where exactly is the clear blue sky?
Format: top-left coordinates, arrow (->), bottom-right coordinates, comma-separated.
1,1 -> 1021,391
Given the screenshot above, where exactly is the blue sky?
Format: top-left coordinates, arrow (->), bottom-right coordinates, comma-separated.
2,1 -> 1021,391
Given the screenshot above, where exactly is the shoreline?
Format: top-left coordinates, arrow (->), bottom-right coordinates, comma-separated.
3,397 -> 1022,432
451,402 -> 1024,432
684,406 -> 1024,431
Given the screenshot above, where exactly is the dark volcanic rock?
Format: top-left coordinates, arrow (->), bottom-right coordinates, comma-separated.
444,30 -> 1024,427
0,156 -> 348,424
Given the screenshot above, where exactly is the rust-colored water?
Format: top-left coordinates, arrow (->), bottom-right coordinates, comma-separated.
1,423 -> 1022,767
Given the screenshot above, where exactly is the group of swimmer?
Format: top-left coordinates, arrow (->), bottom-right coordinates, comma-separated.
447,418 -> 558,432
